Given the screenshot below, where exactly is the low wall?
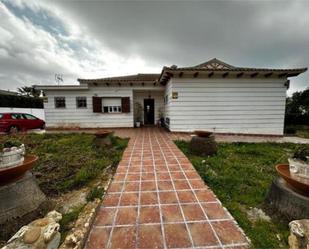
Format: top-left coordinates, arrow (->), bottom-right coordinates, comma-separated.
0,108 -> 45,120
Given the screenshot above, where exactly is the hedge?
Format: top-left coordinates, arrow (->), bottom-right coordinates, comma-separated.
0,94 -> 43,108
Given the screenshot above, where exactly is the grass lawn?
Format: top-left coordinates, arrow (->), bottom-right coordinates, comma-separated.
175,141 -> 309,249
0,133 -> 128,196
0,133 -> 128,244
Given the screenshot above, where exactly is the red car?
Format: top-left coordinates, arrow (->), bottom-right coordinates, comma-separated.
0,113 -> 45,133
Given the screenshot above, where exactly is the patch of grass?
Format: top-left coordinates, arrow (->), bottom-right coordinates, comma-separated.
59,205 -> 84,243
175,140 -> 309,249
0,133 -> 128,196
86,186 -> 105,202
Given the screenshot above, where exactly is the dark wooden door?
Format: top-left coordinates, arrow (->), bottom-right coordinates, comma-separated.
144,99 -> 155,125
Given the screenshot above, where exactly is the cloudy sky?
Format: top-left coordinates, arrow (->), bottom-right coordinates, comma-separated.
0,0 -> 308,95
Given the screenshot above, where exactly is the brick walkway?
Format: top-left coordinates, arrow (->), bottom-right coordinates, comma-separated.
85,128 -> 249,249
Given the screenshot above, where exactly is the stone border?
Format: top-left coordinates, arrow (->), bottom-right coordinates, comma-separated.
59,178 -> 112,249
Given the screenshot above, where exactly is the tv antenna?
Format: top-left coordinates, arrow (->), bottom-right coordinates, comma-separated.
55,74 -> 63,85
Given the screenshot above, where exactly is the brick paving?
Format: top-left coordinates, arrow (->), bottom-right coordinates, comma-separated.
85,128 -> 249,249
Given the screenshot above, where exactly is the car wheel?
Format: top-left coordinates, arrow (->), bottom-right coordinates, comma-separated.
8,125 -> 19,134
40,124 -> 45,130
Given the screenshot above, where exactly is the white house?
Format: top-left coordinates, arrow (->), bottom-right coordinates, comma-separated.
37,58 -> 307,135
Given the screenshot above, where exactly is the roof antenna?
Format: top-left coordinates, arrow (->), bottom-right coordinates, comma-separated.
55,74 -> 63,85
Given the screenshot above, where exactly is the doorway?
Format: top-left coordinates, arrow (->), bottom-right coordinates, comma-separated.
144,99 -> 155,125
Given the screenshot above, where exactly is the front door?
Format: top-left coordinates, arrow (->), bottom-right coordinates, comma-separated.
144,99 -> 155,125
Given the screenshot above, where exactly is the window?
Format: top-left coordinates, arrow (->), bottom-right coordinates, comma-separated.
11,114 -> 24,119
23,114 -> 37,120
102,98 -> 122,113
76,97 -> 87,108
55,97 -> 66,108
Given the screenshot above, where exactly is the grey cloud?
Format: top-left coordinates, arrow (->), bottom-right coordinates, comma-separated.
53,1 -> 309,90
0,0 -> 308,93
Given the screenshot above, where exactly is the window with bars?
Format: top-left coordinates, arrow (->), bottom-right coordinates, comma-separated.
76,96 -> 87,108
54,97 -> 66,108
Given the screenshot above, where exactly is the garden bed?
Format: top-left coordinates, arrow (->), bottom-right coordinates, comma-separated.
175,141 -> 309,249
0,133 -> 128,245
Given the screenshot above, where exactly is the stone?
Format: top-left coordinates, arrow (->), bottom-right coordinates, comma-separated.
46,211 -> 62,223
59,199 -> 101,249
288,219 -> 309,249
31,219 -> 50,227
247,207 -> 271,223
43,223 -> 60,242
2,211 -> 62,249
23,227 -> 41,244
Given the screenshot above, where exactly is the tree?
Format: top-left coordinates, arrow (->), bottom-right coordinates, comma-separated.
17,86 -> 40,98
285,87 -> 309,125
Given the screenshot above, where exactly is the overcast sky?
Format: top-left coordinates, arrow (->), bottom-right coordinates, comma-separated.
0,0 -> 308,95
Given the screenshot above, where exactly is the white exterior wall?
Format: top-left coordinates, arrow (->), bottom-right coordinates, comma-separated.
133,91 -> 165,124
164,81 -> 172,127
165,77 -> 287,135
43,86 -> 133,128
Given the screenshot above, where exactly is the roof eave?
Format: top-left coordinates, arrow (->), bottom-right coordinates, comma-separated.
34,85 -> 89,90
159,67 -> 307,84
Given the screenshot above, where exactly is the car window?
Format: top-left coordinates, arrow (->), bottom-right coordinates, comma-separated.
23,114 -> 37,120
11,114 -> 24,119
0,114 -> 3,119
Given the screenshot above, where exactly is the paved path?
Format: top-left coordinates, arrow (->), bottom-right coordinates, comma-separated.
85,128 -> 248,249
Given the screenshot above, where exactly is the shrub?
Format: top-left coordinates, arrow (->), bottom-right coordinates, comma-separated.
86,186 -> 105,202
284,126 -> 296,134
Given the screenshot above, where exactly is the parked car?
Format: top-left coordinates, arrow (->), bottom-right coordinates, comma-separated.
0,113 -> 45,133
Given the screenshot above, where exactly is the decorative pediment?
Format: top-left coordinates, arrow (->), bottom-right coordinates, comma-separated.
194,58 -> 235,70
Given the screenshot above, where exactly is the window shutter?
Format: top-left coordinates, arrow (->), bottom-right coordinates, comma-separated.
92,96 -> 102,113
121,97 -> 130,113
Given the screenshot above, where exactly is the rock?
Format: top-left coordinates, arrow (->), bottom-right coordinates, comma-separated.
60,199 -> 101,249
247,207 -> 271,223
2,211 -> 62,249
46,211 -> 62,223
31,218 -> 50,227
23,227 -> 41,244
288,219 -> 309,249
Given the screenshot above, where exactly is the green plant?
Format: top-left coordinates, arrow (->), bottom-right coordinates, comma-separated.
59,205 -> 84,242
293,146 -> 309,162
86,186 -> 105,202
0,137 -> 23,151
134,102 -> 143,122
158,107 -> 164,119
284,126 -> 296,134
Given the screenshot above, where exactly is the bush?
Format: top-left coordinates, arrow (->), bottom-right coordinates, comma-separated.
86,186 -> 105,202
284,126 -> 296,134
0,94 -> 43,108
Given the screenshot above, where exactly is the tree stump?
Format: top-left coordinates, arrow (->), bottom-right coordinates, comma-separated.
266,177 -> 309,220
189,135 -> 217,156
